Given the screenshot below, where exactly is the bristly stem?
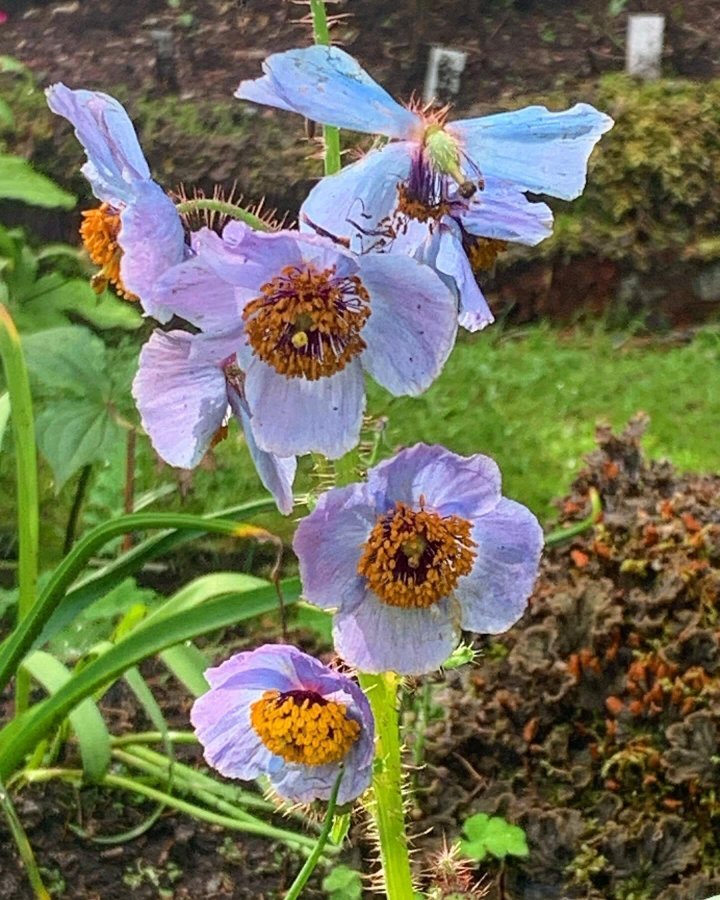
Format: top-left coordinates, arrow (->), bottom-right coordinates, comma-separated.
358,671 -> 415,900
309,0 -> 342,175
175,198 -> 270,231
0,304 -> 39,717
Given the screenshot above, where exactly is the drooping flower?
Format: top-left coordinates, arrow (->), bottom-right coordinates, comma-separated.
132,329 -> 296,514
236,46 -> 613,330
191,644 -> 374,804
46,83 -> 185,320
152,222 -> 458,459
293,444 -> 543,675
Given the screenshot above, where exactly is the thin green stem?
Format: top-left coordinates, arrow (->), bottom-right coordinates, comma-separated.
175,199 -> 269,231
545,487 -> 602,546
110,730 -> 197,747
23,769 -> 319,854
309,0 -> 342,175
358,671 -> 415,899
284,767 -> 343,900
0,304 -> 39,717
0,778 -> 50,899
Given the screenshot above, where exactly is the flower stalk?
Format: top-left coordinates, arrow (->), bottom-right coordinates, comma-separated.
359,671 -> 415,900
308,0 -> 342,175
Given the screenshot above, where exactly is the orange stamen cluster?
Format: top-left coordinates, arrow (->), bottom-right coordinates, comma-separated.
250,689 -> 360,766
396,182 -> 450,224
242,264 -> 371,380
465,237 -> 508,273
357,500 -> 476,608
79,203 -> 136,300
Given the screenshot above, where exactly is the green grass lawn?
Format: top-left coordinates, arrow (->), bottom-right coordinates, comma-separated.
3,324 -> 720,573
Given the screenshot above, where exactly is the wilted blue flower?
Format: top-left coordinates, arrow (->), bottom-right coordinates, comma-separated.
293,444 -> 543,675
153,223 -> 458,459
237,46 -> 612,331
191,644 -> 374,804
46,83 -> 185,320
132,329 -> 296,514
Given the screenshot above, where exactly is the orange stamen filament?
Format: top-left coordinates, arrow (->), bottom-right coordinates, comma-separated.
79,203 -> 136,300
250,689 -> 360,766
358,501 -> 477,608
242,264 -> 371,380
465,237 -> 508,273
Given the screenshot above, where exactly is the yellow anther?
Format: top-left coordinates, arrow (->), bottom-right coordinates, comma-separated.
358,501 -> 476,609
243,263 -> 371,381
80,203 -> 137,301
250,689 -> 360,766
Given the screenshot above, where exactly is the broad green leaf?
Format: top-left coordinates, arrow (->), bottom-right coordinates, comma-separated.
23,326 -> 110,399
36,398 -> 122,490
322,865 -> 363,900
160,643 -> 209,697
16,279 -> 142,332
20,650 -> 111,782
0,391 -> 9,449
0,155 -> 75,209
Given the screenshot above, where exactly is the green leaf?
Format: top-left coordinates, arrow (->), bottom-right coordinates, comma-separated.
17,280 -> 143,333
20,650 -> 111,782
0,155 -> 76,209
0,391 -> 9,449
460,814 -> 529,862
322,865 -> 363,900
0,576 -> 301,780
36,398 -> 122,491
160,643 -> 209,697
23,326 -> 110,399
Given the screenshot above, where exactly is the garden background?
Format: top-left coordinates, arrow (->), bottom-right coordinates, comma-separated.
1,0 -> 719,897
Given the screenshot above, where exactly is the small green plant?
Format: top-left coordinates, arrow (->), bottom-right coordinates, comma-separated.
322,864 -> 363,899
459,813 -> 529,863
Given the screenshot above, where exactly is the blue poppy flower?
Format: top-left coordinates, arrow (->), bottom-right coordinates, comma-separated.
152,223 -> 458,459
191,644 -> 375,804
237,46 -> 612,331
293,444 -> 543,675
132,328 -> 296,514
46,83 -> 185,320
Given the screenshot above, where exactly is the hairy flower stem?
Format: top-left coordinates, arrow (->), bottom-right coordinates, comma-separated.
359,671 -> 415,900
0,305 -> 39,716
309,0 -> 342,175
174,198 -> 269,231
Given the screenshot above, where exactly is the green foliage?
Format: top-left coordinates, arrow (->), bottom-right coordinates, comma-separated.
22,326 -> 127,490
0,225 -> 142,333
322,864 -> 363,899
459,813 -> 529,862
0,155 -> 75,208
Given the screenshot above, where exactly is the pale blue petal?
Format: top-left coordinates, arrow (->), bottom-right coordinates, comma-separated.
433,226 -> 494,333
154,254 -> 240,332
118,182 -> 185,321
300,143 -> 413,253
236,46 -> 419,139
132,330 -> 227,469
459,176 -> 553,245
450,103 -> 613,200
229,390 -> 296,516
293,482 -> 376,611
456,498 -> 543,633
358,253 -> 457,395
46,83 -> 151,205
334,591 -> 457,675
203,644 -> 302,692
366,444 -> 502,521
243,358 -> 365,459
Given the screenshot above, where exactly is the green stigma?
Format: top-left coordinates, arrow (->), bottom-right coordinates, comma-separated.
424,125 -> 465,185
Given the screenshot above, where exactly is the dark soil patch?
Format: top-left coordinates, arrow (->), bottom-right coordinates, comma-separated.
4,0 -> 720,108
418,415 -> 720,899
